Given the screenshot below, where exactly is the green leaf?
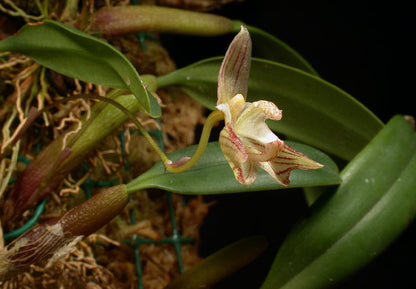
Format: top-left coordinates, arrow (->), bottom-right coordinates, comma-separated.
0,20 -> 151,114
233,22 -> 319,75
147,91 -> 162,118
156,57 -> 383,160
260,115 -> 416,289
166,235 -> 268,289
126,141 -> 340,195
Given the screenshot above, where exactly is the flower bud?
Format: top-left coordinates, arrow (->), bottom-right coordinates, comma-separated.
90,6 -> 235,36
0,184 -> 128,281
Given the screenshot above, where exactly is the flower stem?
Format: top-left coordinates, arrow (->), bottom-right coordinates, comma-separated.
164,110 -> 224,173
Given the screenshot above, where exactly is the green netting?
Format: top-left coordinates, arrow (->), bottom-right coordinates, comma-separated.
3,198 -> 46,241
124,192 -> 194,289
120,127 -> 194,288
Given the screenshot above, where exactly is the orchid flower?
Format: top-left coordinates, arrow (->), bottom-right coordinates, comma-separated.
216,26 -> 323,185
164,26 -> 322,185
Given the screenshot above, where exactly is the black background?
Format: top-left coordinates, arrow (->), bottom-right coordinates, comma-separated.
163,1 -> 416,289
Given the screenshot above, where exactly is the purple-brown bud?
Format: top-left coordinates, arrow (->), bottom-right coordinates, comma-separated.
2,144 -> 72,224
0,184 -> 128,281
2,93 -> 140,224
90,6 -> 235,36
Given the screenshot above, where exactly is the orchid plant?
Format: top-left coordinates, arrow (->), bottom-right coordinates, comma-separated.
0,3 -> 415,289
0,20 -> 328,282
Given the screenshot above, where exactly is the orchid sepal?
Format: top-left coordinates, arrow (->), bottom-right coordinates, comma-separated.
217,26 -> 252,105
258,143 -> 324,186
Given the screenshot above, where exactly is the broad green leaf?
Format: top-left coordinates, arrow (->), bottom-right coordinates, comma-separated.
0,20 -> 152,114
156,57 -> 383,160
260,115 -> 416,289
126,141 -> 340,195
166,235 -> 268,289
233,22 -> 319,75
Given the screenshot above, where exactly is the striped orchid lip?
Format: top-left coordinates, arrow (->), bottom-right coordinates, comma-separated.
216,26 -> 323,185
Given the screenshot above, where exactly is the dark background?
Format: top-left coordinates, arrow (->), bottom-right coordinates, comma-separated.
164,0 -> 414,123
163,1 -> 415,289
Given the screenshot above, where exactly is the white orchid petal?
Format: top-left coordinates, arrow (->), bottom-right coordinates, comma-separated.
252,100 -> 282,120
234,103 -> 280,144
